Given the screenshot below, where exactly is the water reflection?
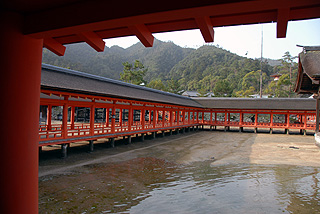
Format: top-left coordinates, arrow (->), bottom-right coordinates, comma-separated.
39,158 -> 320,213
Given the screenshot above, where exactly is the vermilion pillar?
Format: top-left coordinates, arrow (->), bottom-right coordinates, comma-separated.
0,12 -> 43,213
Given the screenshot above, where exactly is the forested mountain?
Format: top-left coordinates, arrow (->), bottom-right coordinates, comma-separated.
42,39 -> 298,97
42,39 -> 192,80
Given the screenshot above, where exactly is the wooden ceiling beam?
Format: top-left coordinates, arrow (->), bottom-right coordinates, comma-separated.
277,8 -> 290,38
195,16 -> 214,42
77,31 -> 105,52
128,24 -> 154,47
43,38 -> 66,56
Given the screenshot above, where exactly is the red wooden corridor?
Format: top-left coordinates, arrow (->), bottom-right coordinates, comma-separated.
39,64 -> 317,152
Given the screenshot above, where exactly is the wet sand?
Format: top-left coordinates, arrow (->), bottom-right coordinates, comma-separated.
39,131 -> 320,213
39,130 -> 320,176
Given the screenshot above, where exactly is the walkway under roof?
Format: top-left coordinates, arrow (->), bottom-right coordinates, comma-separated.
42,64 -> 316,111
2,0 -> 320,213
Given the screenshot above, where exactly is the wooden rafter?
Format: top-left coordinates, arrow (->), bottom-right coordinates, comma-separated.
277,8 -> 290,38
195,16 -> 214,42
78,31 -> 105,52
128,24 -> 154,47
43,38 -> 66,56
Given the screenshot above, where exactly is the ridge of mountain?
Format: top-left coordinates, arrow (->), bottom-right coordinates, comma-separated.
42,39 -> 281,96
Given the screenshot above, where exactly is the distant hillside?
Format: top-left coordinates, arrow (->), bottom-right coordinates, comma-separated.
42,39 -> 193,81
42,39 -> 297,97
169,45 -> 273,93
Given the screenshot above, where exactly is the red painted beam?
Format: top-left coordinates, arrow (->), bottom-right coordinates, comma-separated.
277,8 -> 290,38
195,16 -> 214,42
128,24 -> 154,47
78,31 -> 105,52
43,38 -> 66,56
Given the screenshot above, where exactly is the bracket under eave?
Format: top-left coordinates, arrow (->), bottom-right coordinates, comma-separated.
43,38 -> 66,56
78,31 -> 105,52
195,16 -> 214,43
277,8 -> 290,38
128,24 -> 154,47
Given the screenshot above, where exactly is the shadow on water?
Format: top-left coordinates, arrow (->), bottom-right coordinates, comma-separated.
39,156 -> 320,213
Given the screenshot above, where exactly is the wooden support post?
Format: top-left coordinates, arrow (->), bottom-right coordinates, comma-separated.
152,132 -> 156,139
162,111 -> 165,128
182,110 -> 186,125
316,97 -> 320,133
304,113 -> 307,134
286,112 -> 290,134
106,108 -> 110,127
141,133 -> 145,141
90,103 -> 95,136
141,107 -> 145,130
196,112 -> 199,124
162,131 -> 165,137
215,112 -> 217,126
156,109 -> 159,125
71,106 -> 75,129
225,112 -> 228,127
88,140 -> 94,152
128,105 -> 132,131
182,127 -> 185,133
111,101 -> 116,134
254,112 -> 258,127
119,108 -> 122,127
170,129 -> 173,135
111,138 -> 115,148
47,104 -> 52,130
0,13 -> 45,212
62,99 -> 69,138
153,108 -> 156,128
61,143 -> 68,158
128,136 -> 132,144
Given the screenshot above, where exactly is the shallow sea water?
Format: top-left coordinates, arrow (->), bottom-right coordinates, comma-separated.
39,157 -> 320,214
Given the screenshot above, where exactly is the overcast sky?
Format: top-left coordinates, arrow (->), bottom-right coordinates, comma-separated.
104,18 -> 320,60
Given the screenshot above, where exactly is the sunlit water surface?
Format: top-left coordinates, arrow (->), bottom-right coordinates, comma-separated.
39,158 -> 320,213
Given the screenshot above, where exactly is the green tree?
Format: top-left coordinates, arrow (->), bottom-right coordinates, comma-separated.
213,80 -> 232,97
120,60 -> 147,85
197,87 -> 209,97
279,51 -> 298,97
147,79 -> 166,91
167,78 -> 182,94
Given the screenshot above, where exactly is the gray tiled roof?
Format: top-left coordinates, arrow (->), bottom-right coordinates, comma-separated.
41,64 -> 203,108
193,97 -> 316,111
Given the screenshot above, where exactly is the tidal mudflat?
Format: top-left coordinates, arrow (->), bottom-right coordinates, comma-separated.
39,131 -> 320,213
